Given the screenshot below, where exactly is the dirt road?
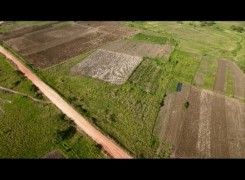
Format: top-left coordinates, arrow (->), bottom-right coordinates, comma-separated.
0,46 -> 132,159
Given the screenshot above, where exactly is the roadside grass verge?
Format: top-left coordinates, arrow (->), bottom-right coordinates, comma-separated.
0,53 -> 106,158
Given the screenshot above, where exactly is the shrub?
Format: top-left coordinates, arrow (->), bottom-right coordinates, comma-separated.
184,101 -> 190,108
55,126 -> 76,143
230,25 -> 244,33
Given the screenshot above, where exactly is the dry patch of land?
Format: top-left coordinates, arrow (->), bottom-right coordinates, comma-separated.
71,49 -> 143,84
101,39 -> 173,59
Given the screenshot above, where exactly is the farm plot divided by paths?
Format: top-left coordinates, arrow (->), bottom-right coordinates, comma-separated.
214,59 -> 245,99
155,84 -> 245,158
0,46 -> 132,159
71,39 -> 173,84
195,58 -> 244,100
0,22 -> 137,69
71,49 -> 143,84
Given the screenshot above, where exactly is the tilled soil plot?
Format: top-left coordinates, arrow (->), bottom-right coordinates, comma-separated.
0,22 -> 59,41
2,22 -> 137,69
71,49 -> 143,84
101,39 -> 173,59
5,24 -> 91,55
214,59 -> 227,93
155,84 -> 245,158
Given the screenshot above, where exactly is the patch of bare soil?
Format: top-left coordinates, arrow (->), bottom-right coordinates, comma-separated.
71,49 -> 143,84
155,84 -> 245,158
214,60 -> 227,93
101,39 -> 173,59
42,150 -> 66,159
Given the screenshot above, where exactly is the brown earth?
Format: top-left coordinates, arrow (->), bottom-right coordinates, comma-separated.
1,22 -> 138,69
0,22 -> 60,41
0,45 -> 132,159
101,39 -> 173,59
42,150 -> 66,159
214,60 -> 227,93
154,84 -> 245,158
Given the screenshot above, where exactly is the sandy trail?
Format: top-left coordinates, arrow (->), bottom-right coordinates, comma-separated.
0,46 -> 132,159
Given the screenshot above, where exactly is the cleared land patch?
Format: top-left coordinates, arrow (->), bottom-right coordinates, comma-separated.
154,84 -> 245,158
71,49 -> 142,84
214,60 -> 227,93
101,39 -> 173,59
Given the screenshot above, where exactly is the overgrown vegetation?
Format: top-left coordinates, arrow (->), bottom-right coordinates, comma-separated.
231,25 -> 245,33
0,54 -> 106,158
200,21 -> 216,27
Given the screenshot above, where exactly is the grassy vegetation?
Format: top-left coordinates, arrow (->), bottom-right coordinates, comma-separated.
39,40 -> 200,158
2,21 -> 244,158
131,33 -> 178,46
0,54 -> 106,158
124,21 -> 245,75
0,54 -> 39,98
225,68 -> 235,97
193,56 -> 218,91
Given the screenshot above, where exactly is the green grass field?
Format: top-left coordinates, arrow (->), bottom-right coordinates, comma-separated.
0,54 -> 106,158
124,21 -> 245,74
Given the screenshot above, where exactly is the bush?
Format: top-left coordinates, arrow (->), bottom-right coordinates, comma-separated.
30,84 -> 38,92
200,21 -> 216,27
230,25 -> 244,33
55,126 -> 76,143
184,101 -> 190,108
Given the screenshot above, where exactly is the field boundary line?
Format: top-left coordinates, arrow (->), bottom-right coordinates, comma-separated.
0,86 -> 50,104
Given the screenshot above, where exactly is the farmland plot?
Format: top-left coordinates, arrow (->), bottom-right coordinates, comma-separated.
1,22 -> 137,69
6,24 -> 91,56
154,84 -> 245,158
71,49 -> 143,84
101,39 -> 173,59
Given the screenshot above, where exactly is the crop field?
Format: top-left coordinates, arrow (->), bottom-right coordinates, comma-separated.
1,21 -> 245,158
124,21 -> 245,75
154,84 -> 245,158
71,49 -> 143,84
0,21 -> 57,36
101,39 -> 173,59
194,58 -> 245,100
0,53 -> 106,158
0,22 -> 137,69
